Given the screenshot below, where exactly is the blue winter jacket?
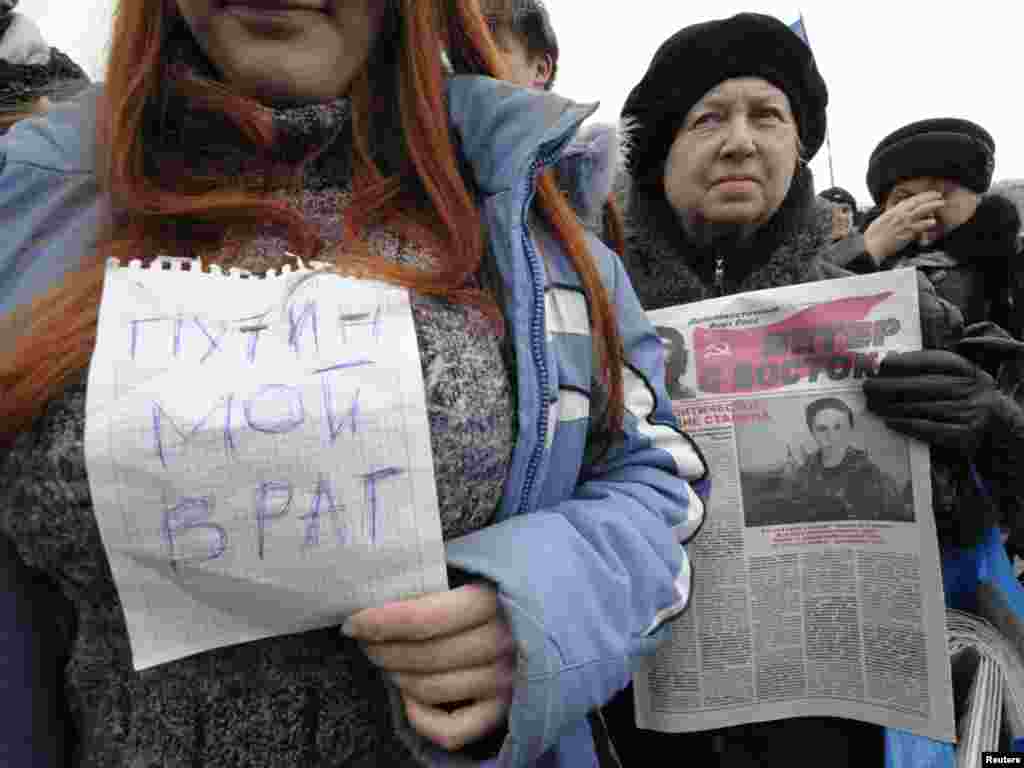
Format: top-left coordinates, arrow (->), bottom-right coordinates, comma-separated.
0,75 -> 709,768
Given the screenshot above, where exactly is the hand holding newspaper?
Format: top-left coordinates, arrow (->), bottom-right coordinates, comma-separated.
639,269 -> 955,742
84,256 -> 447,670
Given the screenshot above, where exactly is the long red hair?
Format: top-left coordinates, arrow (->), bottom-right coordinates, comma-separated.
0,0 -> 624,446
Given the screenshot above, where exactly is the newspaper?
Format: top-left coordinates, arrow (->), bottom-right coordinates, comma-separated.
636,269 -> 955,742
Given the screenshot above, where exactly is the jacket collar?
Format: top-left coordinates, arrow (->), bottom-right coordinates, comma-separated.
554,121 -> 620,230
3,83 -> 100,173
445,75 -> 598,196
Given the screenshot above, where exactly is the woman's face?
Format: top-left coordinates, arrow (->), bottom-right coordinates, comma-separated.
175,0 -> 383,106
663,77 -> 800,231
883,177 -> 981,245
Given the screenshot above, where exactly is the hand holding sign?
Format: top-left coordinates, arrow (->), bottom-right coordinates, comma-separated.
344,581 -> 516,751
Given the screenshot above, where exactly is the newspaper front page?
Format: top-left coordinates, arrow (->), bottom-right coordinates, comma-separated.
637,269 -> 955,742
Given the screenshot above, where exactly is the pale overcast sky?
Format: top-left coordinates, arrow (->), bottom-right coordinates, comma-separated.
18,0 -> 1024,205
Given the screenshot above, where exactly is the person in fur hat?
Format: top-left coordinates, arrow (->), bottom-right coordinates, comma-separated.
606,16 -> 888,763
617,12 -> 837,308
0,0 -> 89,133
832,118 -> 1022,338
604,13 -> 1024,768
613,12 -> 958,348
818,185 -> 859,241
831,117 -> 1024,569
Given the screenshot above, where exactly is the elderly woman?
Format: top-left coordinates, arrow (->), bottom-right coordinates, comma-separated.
818,185 -> 860,241
617,14 -> 844,309
832,118 -> 1022,338
602,12 -> 1009,768
832,115 -> 1024,584
0,1 -> 708,766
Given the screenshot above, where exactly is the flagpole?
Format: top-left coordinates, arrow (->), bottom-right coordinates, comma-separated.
796,12 -> 836,188
825,127 -> 836,188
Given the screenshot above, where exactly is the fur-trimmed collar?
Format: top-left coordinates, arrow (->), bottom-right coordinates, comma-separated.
621,163 -> 836,309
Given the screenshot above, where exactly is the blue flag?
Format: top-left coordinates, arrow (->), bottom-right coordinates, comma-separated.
789,14 -> 810,47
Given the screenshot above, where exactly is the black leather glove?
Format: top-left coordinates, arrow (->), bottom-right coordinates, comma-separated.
955,322 -> 1024,393
863,350 -> 1024,465
956,320 -> 1024,363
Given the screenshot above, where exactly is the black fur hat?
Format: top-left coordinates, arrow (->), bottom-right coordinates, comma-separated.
866,118 -> 995,204
621,12 -> 828,184
819,186 -> 857,211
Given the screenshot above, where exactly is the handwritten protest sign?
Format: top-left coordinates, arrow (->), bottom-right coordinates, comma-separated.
84,257 -> 446,670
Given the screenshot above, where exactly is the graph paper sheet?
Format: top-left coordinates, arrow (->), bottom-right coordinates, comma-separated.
84,257 -> 446,670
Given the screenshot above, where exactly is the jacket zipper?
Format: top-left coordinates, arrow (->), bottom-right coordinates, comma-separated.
518,148 -> 561,515
713,251 -> 726,297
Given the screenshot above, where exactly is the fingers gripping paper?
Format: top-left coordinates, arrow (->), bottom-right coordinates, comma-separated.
84,257 -> 447,670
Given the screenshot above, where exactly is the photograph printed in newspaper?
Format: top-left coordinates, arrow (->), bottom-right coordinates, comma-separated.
637,268 -> 956,743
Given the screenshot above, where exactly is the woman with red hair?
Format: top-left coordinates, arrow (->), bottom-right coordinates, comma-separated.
0,1 -> 707,766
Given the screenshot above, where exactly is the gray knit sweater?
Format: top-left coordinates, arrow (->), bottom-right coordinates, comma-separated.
0,91 -> 516,767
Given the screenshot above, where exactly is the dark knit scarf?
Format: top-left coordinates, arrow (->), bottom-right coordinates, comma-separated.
621,163 -> 836,310
144,25 -> 355,194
